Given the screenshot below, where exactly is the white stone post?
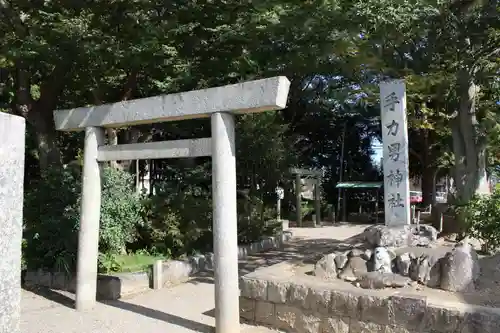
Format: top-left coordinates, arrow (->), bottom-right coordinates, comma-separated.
314,178 -> 321,227
211,112 -> 240,333
0,113 -> 25,333
295,174 -> 302,227
380,80 -> 411,226
76,127 -> 105,311
152,260 -> 163,290
275,186 -> 284,222
277,198 -> 281,220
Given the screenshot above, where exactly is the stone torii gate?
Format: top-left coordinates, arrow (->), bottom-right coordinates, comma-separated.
53,77 -> 290,333
290,167 -> 322,227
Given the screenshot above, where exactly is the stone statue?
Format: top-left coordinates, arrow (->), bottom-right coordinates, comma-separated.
373,247 -> 392,273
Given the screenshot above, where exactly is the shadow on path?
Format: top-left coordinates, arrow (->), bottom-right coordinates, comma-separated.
101,300 -> 215,333
23,286 -> 75,309
24,286 -> 215,332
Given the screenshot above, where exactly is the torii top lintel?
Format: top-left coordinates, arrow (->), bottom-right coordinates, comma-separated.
53,76 -> 291,132
289,168 -> 323,177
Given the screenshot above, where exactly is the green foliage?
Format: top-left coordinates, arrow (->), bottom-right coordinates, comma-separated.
98,252 -> 123,274
455,187 -> 500,253
11,0 -> 499,270
23,167 -> 81,272
287,200 -> 315,222
236,113 -> 295,196
136,171 -> 213,258
135,170 -> 280,257
23,166 -> 143,272
97,251 -> 164,274
349,0 -> 499,203
99,167 -> 143,254
237,195 -> 280,244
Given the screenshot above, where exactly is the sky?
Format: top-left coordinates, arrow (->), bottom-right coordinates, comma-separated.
371,138 -> 383,167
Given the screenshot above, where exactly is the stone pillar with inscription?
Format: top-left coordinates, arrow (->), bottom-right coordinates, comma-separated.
380,80 -> 411,226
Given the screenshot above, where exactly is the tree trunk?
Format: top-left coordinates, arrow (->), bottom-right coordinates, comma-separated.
13,67 -> 63,171
29,108 -> 62,170
94,71 -> 139,170
452,70 -> 489,204
420,126 -> 434,206
106,128 -> 121,169
421,166 -> 435,206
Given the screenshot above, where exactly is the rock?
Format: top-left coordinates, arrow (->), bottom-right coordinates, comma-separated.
395,252 -> 412,276
373,247 -> 392,273
440,241 -> 479,292
349,249 -> 364,257
364,224 -> 438,248
408,254 -> 441,287
314,253 -> 337,280
387,248 -> 397,260
409,225 -> 439,247
362,249 -> 372,261
357,272 -> 412,289
444,233 -> 458,242
364,225 -> 410,248
334,253 -> 349,271
339,256 -> 368,282
427,258 -> 442,288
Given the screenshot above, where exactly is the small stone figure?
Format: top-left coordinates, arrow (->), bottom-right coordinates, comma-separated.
395,252 -> 413,276
334,252 -> 349,271
339,256 -> 368,281
373,247 -> 392,273
314,253 -> 337,280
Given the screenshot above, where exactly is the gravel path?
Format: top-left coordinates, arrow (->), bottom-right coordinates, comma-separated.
22,224 -> 368,333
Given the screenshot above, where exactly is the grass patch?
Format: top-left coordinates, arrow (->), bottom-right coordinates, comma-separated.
110,253 -> 166,273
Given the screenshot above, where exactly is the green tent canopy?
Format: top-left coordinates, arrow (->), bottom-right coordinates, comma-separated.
335,181 -> 383,189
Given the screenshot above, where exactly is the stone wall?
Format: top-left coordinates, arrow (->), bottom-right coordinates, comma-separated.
24,271 -> 151,300
156,232 -> 292,287
240,272 -> 500,333
0,113 -> 26,333
24,231 -> 293,299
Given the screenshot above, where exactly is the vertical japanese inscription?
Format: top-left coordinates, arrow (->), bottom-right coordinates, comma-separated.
388,193 -> 404,208
387,169 -> 403,188
380,80 -> 410,226
385,120 -> 399,136
387,142 -> 401,162
384,92 -> 400,111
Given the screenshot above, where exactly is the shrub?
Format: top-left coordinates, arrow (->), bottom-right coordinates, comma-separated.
287,200 -> 314,222
237,195 -> 279,244
99,167 -> 143,254
97,252 -> 123,273
134,180 -> 279,257
136,181 -> 213,258
23,167 -> 81,272
23,166 -> 143,272
455,188 -> 500,253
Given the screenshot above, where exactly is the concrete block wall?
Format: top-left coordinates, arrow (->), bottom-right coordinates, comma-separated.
239,276 -> 500,333
24,271 -> 151,300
